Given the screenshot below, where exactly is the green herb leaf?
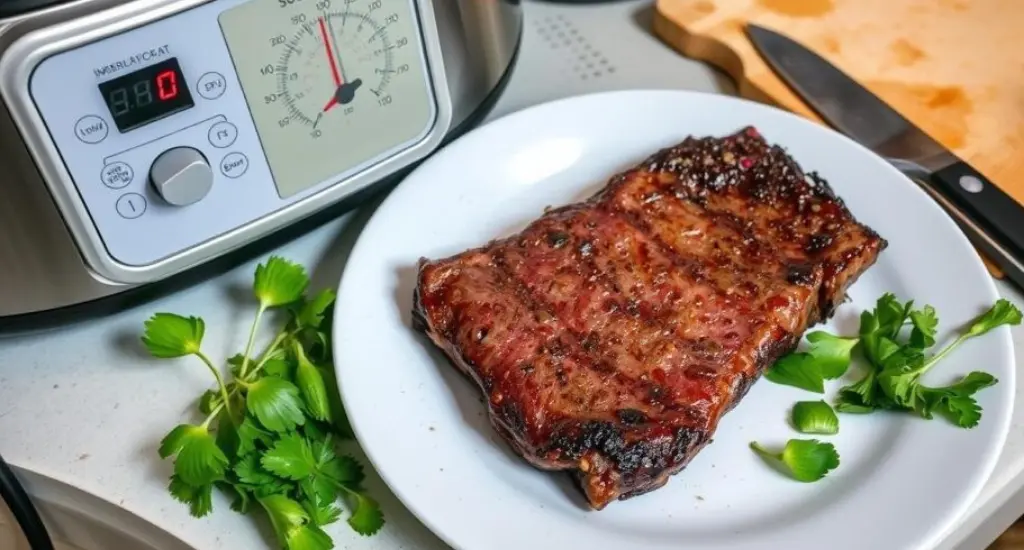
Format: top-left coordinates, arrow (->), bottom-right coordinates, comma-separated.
750,439 -> 839,482
831,296 -> 1015,429
228,353 -> 256,379
300,477 -> 338,511
966,299 -> 1023,337
142,313 -> 205,358
834,402 -> 875,414
909,305 -> 938,349
151,256 -> 384,546
764,353 -> 824,393
858,293 -> 912,365
836,370 -> 879,412
296,288 -> 337,329
167,475 -> 214,518
346,493 -> 384,536
916,372 -> 999,428
943,371 -> 999,395
234,453 -> 281,486
791,400 -> 839,435
219,481 -> 253,514
287,525 -> 335,550
254,256 -> 309,308
198,389 -> 222,415
293,341 -> 331,422
318,367 -> 355,440
159,424 -> 229,487
262,433 -> 317,480
303,498 -> 342,528
805,331 -> 858,379
876,352 -> 927,408
874,293 -> 913,339
236,416 -> 274,456
258,494 -> 310,541
323,455 -> 365,488
245,377 -> 306,433
263,357 -> 294,379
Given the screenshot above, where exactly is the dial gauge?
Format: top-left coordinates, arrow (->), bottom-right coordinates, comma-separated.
281,10 -> 389,127
218,0 -> 435,198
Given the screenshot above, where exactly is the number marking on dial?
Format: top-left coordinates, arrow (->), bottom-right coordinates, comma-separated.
274,10 -> 393,128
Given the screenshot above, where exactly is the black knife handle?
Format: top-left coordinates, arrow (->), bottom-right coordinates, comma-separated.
931,161 -> 1024,261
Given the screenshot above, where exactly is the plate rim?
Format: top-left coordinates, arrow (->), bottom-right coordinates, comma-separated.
331,88 -> 1016,550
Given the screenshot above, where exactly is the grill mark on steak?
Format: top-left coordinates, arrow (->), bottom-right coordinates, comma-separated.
468,251 -> 679,420
637,128 -> 885,319
414,126 -> 887,510
490,206 -> 757,416
489,250 -> 688,415
600,173 -> 818,313
415,254 -> 675,458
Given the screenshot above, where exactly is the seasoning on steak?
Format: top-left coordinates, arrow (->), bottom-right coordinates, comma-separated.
412,126 -> 886,510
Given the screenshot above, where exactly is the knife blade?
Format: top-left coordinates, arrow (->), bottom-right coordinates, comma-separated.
745,23 -> 1024,289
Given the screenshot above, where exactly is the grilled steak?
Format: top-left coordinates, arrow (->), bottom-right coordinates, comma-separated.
413,127 -> 886,510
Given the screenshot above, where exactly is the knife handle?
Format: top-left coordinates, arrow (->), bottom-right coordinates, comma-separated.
931,161 -> 1024,261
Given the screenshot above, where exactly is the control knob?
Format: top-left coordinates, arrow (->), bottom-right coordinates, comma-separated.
149,146 -> 213,206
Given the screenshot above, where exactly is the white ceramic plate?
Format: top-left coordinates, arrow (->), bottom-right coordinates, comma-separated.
331,90 -> 1015,550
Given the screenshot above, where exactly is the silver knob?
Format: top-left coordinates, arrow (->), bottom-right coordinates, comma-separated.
149,146 -> 213,206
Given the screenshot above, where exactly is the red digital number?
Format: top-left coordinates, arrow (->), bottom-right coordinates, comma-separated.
156,70 -> 178,101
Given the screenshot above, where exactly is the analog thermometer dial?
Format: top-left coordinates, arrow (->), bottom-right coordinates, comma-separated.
280,10 -> 394,129
218,0 -> 434,198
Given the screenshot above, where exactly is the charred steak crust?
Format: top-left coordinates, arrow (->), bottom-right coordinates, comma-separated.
412,127 -> 887,510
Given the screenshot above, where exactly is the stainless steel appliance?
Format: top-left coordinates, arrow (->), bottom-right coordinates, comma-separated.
0,0 -> 521,329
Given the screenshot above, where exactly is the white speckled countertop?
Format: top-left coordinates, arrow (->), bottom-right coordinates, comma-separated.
2,2 -> 1024,549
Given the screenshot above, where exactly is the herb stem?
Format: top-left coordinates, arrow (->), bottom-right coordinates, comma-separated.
195,350 -> 235,422
201,403 -> 225,430
238,305 -> 267,380
920,334 -> 969,374
245,328 -> 291,381
749,442 -> 779,461
325,474 -> 357,496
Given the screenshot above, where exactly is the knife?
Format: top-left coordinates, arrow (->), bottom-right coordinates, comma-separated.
745,23 -> 1024,289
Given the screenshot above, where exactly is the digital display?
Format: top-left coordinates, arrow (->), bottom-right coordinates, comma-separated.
98,57 -> 194,133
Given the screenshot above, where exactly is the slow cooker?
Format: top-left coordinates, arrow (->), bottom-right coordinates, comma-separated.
0,0 -> 521,330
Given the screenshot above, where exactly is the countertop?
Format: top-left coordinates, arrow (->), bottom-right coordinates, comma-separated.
2,2 -> 1023,549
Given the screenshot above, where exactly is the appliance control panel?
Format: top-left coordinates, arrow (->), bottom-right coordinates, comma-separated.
28,0 -> 437,268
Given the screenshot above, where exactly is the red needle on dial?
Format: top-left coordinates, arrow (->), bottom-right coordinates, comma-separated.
318,16 -> 343,112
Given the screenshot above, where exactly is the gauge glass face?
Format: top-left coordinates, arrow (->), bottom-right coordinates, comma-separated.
219,0 -> 435,198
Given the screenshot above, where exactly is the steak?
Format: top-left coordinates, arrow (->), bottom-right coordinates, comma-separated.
412,126 -> 886,510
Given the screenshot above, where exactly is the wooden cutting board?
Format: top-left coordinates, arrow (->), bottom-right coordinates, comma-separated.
652,0 -> 1024,277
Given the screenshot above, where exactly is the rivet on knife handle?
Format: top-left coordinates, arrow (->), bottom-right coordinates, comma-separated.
930,161 -> 1024,262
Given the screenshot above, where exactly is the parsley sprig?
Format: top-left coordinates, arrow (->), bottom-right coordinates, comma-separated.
835,295 -> 1021,427
749,439 -> 839,482
143,256 -> 383,549
765,293 -> 1021,428
752,294 -> 1019,484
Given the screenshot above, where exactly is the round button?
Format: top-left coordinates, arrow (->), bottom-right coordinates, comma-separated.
208,121 -> 238,148
220,152 -> 249,179
197,72 -> 227,100
115,193 -> 147,219
959,174 -> 984,193
100,162 -> 134,189
149,146 -> 214,206
74,115 -> 108,144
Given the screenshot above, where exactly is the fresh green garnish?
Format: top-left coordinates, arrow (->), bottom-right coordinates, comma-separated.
749,439 -> 840,482
761,292 -> 1017,428
764,331 -> 859,392
142,256 -> 384,548
835,296 -> 1020,428
764,353 -> 825,393
791,400 -> 839,435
